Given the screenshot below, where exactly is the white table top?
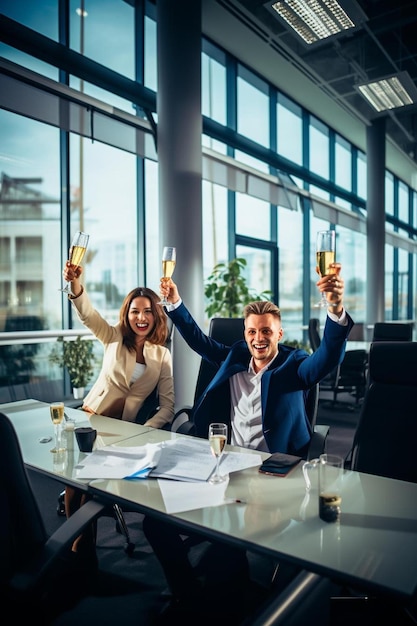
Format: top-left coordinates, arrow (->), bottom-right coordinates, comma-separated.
1,399 -> 152,488
2,399 -> 417,600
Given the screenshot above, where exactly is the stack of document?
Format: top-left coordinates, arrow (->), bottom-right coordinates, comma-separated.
74,437 -> 262,481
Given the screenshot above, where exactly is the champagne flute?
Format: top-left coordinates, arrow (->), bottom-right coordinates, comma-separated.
208,422 -> 227,484
315,230 -> 337,308
60,231 -> 89,295
158,246 -> 176,305
50,402 -> 65,453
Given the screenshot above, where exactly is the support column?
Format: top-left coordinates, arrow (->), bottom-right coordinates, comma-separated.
366,118 -> 386,339
157,0 -> 203,407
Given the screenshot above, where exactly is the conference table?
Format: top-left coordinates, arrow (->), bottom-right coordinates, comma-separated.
2,398 -> 417,612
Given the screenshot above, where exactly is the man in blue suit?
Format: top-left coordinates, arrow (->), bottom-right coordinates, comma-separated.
144,263 -> 353,621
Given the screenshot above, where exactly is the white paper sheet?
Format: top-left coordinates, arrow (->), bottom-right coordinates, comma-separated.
158,477 -> 229,513
74,443 -> 162,479
73,437 -> 262,481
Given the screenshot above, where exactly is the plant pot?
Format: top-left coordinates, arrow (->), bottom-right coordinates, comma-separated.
72,387 -> 85,400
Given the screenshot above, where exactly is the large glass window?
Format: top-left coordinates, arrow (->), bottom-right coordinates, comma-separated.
277,94 -> 302,166
235,193 -> 270,240
277,207 -> 303,341
237,66 -> 269,147
335,135 -> 352,192
309,116 -> 329,179
202,44 -> 226,125
385,171 -> 394,232
69,135 -> 138,326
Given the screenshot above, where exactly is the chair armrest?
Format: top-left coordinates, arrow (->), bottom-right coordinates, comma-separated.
11,499 -> 107,594
170,406 -> 193,432
307,425 -> 330,460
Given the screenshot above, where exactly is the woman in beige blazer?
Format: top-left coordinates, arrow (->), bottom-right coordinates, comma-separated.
64,262 -> 174,427
62,261 -> 175,567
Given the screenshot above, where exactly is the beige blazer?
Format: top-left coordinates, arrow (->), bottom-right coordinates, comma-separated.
70,289 -> 174,427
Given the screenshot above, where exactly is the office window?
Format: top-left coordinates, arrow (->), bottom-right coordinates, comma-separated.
309,117 -> 329,180
144,14 -> 157,91
0,0 -> 58,81
335,227 -> 366,321
202,45 -> 226,125
202,180 -> 228,280
68,0 -> 135,111
385,171 -> 394,232
277,94 -> 302,166
398,248 -> 409,319
277,208 -> 303,341
235,245 -> 271,300
69,0 -> 134,79
236,193 -> 270,240
385,245 -> 394,318
398,180 -> 409,231
144,158 -> 160,293
357,151 -> 367,200
69,135 -> 138,325
335,135 -> 352,191
237,66 -> 269,148
0,109 -> 60,330
0,0 -> 58,40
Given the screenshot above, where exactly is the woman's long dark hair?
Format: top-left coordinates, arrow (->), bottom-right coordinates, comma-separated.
119,287 -> 168,351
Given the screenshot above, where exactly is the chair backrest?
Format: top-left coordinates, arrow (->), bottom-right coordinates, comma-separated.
308,318 -> 321,352
0,412 -> 48,586
350,341 -> 417,482
193,317 -> 245,402
372,321 -> 413,342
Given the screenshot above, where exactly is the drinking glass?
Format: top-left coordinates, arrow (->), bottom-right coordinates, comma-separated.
315,230 -> 337,308
158,246 -> 176,305
208,422 -> 227,484
60,231 -> 89,295
49,402 -> 65,453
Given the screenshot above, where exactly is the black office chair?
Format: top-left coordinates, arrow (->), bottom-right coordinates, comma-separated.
308,318 -> 321,352
171,317 -> 328,460
372,321 -> 413,342
0,411 -> 108,622
310,319 -> 368,411
348,341 -> 417,482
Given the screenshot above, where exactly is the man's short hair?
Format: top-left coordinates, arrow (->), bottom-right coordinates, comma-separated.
243,300 -> 281,321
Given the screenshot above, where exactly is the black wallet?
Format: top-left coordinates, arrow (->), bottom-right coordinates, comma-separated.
258,452 -> 302,476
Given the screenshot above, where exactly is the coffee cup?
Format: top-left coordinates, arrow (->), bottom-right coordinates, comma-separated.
74,426 -> 97,453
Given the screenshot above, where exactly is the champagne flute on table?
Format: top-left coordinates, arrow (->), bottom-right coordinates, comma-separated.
315,230 -> 337,308
50,402 -> 65,453
158,246 -> 176,305
208,422 -> 227,484
60,231 -> 89,295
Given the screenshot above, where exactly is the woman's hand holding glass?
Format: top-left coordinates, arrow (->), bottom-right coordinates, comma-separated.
60,231 -> 89,296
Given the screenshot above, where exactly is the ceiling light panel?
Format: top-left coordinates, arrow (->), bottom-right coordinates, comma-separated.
268,0 -> 367,45
356,72 -> 417,113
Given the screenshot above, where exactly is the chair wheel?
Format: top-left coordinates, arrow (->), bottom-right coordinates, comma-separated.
124,542 -> 135,556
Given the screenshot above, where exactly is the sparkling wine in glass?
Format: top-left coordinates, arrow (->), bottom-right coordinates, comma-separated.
158,246 -> 176,305
60,231 -> 89,295
50,402 -> 65,453
208,422 -> 227,484
315,230 -> 337,308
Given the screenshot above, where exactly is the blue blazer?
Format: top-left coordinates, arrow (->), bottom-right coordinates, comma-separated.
168,303 -> 354,455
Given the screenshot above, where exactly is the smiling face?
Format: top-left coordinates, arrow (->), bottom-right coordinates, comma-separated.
244,313 -> 284,372
127,296 -> 155,342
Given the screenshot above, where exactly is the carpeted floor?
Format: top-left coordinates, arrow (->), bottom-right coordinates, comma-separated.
29,392 -> 360,625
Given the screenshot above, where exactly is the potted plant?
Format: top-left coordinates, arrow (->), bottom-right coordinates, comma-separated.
204,257 -> 273,318
49,336 -> 96,398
